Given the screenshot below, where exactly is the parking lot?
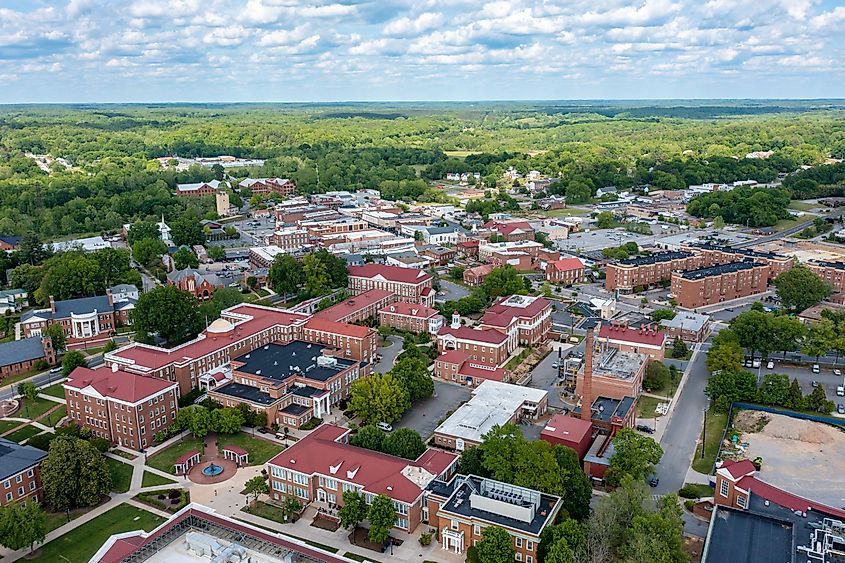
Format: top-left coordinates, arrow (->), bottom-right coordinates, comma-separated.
754,358 -> 845,404
526,342 -> 576,410
393,380 -> 471,439
437,279 -> 471,302
232,216 -> 276,246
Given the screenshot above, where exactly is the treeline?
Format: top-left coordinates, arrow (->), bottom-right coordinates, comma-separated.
686,187 -> 791,227
783,161 -> 845,199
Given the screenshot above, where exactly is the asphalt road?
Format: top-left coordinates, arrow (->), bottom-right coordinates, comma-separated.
527,343 -> 574,410
374,336 -> 403,374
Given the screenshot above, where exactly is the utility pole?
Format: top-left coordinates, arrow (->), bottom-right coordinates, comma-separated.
701,407 -> 707,459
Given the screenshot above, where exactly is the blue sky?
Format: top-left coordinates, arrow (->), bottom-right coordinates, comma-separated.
1,0 -> 844,103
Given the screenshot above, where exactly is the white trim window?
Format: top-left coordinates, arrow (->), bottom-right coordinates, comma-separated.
719,480 -> 729,498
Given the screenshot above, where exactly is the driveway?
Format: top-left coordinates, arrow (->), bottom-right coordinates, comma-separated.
374,335 -> 403,374
526,342 -> 575,410
394,381 -> 471,439
438,279 -> 471,302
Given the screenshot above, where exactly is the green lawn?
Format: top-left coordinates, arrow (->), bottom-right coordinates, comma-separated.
242,501 -> 287,524
691,407 -> 729,474
41,383 -> 67,398
788,201 -> 817,211
44,506 -> 93,533
146,438 -> 205,474
42,405 -> 67,427
217,433 -> 283,465
504,347 -> 533,370
636,396 -> 667,419
106,457 -> 133,493
680,483 -> 715,499
31,503 -> 165,563
6,425 -> 43,443
773,218 -> 804,232
344,553 -> 383,563
20,396 -> 62,420
142,471 -> 176,487
0,420 -> 22,434
537,207 -> 593,218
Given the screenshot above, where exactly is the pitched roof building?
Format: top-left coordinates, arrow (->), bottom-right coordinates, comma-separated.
347,264 -> 434,307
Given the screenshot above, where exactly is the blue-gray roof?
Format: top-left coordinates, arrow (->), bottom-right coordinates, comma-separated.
0,438 -> 46,481
0,337 -> 45,368
53,295 -> 112,318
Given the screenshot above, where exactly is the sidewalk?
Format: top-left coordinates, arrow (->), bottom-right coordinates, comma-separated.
639,342 -> 702,444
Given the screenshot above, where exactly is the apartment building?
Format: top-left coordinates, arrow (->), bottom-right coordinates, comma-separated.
267,424 -> 458,534
605,251 -> 699,293
437,313 -> 515,366
0,439 -> 47,507
546,257 -> 586,285
239,177 -> 297,197
347,264 -> 434,307
302,318 -> 378,364
428,474 -> 561,561
209,341 -> 364,429
597,321 -> 666,360
433,349 -> 510,387
19,285 -> 138,349
670,260 -> 769,309
267,227 -> 310,253
314,289 -> 397,325
175,180 -> 221,197
248,246 -> 288,270
482,220 -> 535,242
685,243 -> 793,281
64,366 -> 179,451
807,260 -> 845,293
378,301 -> 444,334
479,295 -> 552,347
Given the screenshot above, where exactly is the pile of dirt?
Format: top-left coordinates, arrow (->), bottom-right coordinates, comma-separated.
735,410 -> 841,444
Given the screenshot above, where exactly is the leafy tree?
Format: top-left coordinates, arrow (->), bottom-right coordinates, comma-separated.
18,381 -> 38,402
17,232 -> 50,266
803,319 -> 836,361
383,428 -> 426,460
712,216 -> 726,229
389,356 -> 434,402
478,424 -> 564,496
132,285 -> 203,344
339,490 -> 368,530
650,309 -> 676,322
770,314 -> 807,358
458,446 -> 489,477
730,310 -> 774,359
314,249 -> 348,288
0,501 -> 46,554
706,339 -> 743,373
243,475 -> 268,506
670,337 -> 689,359
704,370 -> 758,410
171,217 -> 206,247
757,374 -> 791,407
36,252 -> 105,303
198,287 -> 244,320
644,361 -> 669,392
127,221 -> 161,245
617,494 -> 686,563
173,247 -> 199,270
606,428 -> 663,486
62,350 -> 88,376
475,526 -> 515,563
189,406 -> 211,438
349,374 -> 411,425
553,446 -> 592,521
206,244 -> 226,262
788,377 -> 806,410
269,254 -> 304,296
367,494 -> 397,544
41,435 -> 111,510
42,323 -> 67,352
481,265 -> 526,299
773,265 -> 830,313
596,211 -> 617,229
210,407 -> 244,434
132,238 -> 167,266
282,497 -> 302,521
806,386 -> 834,413
349,425 -> 386,452
302,254 -> 331,297
539,519 -> 585,563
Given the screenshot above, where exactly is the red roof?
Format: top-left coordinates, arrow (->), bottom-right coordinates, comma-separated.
313,289 -> 395,322
541,413 -> 593,443
598,322 -> 666,348
458,239 -> 480,248
348,264 -> 432,285
436,349 -> 472,365
459,361 -> 508,382
735,474 -> 845,520
379,301 -> 439,319
64,367 -> 178,404
437,325 -> 509,344
223,445 -> 248,456
483,221 -> 533,236
550,257 -> 584,272
480,295 -> 551,328
464,264 -> 494,277
304,317 -> 374,339
720,459 -> 757,480
175,450 -> 200,465
268,424 -> 457,503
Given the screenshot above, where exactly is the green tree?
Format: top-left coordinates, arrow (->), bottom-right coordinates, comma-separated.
704,370 -> 758,410
268,254 -> 304,296
62,350 -> 88,376
788,377 -> 806,410
132,238 -> 167,266
198,287 -> 244,320
539,519 -> 585,563
706,339 -> 743,373
806,386 -> 833,413
243,475 -> 268,506
383,428 -> 426,460
127,221 -> 161,245
618,494 -> 686,563
189,406 -> 211,438
282,497 -> 302,522
349,374 -> 411,425
367,494 -> 397,544
606,428 -> 663,486
314,249 -> 348,288
103,339 -> 118,353
773,265 -> 830,313
0,501 -> 46,554
37,252 -> 105,303
670,337 -> 689,359
757,374 -> 791,407
302,253 -> 331,297
206,244 -> 225,262
553,446 -> 592,520
458,446 -> 489,477
803,319 -> 836,361
41,435 -> 111,510
712,216 -> 726,229
132,285 -> 203,344
43,323 -> 67,352
481,265 -> 526,299
17,232 -> 50,266
338,490 -> 368,530
644,361 -> 669,392
349,425 -> 386,452
475,526 -> 515,563
730,310 -> 774,359
771,314 -> 807,358
596,211 -> 617,229
650,309 -> 676,322
478,424 -> 564,496
389,356 -> 434,402
173,247 -> 199,270
171,217 -> 206,247
210,407 -> 244,434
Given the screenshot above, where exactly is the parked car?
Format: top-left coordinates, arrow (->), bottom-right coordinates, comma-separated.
752,359 -> 761,369
812,364 -> 821,374
766,361 -> 774,370
835,369 -> 842,376
647,474 -> 659,487
744,359 -> 753,368
838,404 -> 845,415
837,386 -> 844,397
635,424 -> 655,434
376,422 -> 393,432
812,380 -> 821,388
551,362 -> 560,369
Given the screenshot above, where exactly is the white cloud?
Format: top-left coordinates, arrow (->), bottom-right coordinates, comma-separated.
383,12 -> 444,36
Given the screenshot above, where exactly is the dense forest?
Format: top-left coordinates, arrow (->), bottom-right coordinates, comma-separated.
1,102 -> 845,238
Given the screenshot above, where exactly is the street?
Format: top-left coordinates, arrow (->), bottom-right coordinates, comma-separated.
527,342 -> 574,410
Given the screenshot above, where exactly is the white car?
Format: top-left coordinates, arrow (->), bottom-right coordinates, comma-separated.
766,361 -> 774,370
835,369 -> 842,376
376,422 -> 393,432
752,359 -> 761,369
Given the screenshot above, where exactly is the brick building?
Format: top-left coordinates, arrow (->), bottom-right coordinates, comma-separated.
437,313 -> 515,366
347,264 -> 434,307
670,260 -> 769,309
167,268 -> 225,300
19,285 -> 138,350
479,295 -> 552,347
463,264 -> 494,286
378,301 -> 444,334
482,220 -> 535,242
313,289 -> 396,325
267,227 -> 310,253
0,337 -> 56,379
575,339 -> 647,402
685,243 -> 793,281
0,235 -> 21,251
597,321 -> 666,360
659,311 -> 711,343
540,413 -> 593,461
64,366 -> 180,451
605,251 -> 698,293
209,341 -> 365,429
175,180 -> 221,197
239,178 -> 297,197
267,424 -> 458,534
302,318 -> 378,364
0,438 -> 46,507
807,260 -> 845,293
433,349 -> 510,386
546,257 -> 586,285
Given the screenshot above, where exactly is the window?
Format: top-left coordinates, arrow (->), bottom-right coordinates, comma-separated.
515,537 -> 522,548
26,469 -> 33,478
526,557 -> 534,563
451,520 -> 458,530
719,480 -> 729,498
29,482 -> 35,491
396,517 -> 408,529
737,495 -> 747,509
5,493 -> 10,502
3,481 -> 9,489
473,525 -> 481,536
515,554 -> 522,562
527,540 -> 534,551
15,475 -> 21,484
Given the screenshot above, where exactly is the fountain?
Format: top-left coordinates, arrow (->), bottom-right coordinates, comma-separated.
201,463 -> 224,477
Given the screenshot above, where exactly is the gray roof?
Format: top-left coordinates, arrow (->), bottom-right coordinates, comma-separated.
167,268 -> 223,287
0,438 -> 47,481
53,295 -> 112,318
660,311 -> 709,332
0,337 -> 45,367
109,284 -> 138,293
426,226 -> 460,235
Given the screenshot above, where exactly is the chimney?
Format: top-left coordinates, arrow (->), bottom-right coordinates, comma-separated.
581,327 -> 594,422
49,296 -> 55,313
106,288 -> 114,306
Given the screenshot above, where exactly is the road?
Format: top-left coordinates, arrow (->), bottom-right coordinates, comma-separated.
733,209 -> 845,248
527,342 -> 574,410
374,335 -> 403,374
0,351 -> 104,401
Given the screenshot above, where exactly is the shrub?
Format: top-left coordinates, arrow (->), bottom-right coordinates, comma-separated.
678,485 -> 699,499
300,417 -> 323,431
419,532 -> 432,546
684,500 -> 695,512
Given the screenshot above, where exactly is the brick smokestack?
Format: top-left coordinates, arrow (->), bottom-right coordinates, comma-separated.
581,327 -> 594,422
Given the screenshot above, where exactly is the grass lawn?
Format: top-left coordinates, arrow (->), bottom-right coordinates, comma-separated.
217,433 -> 283,465
20,396 -> 62,420
41,383 -> 67,398
44,506 -> 93,533
142,471 -> 176,487
504,347 -> 532,370
6,425 -> 43,443
242,501 -> 287,524
31,503 -> 165,563
680,483 -> 715,498
773,218 -> 804,232
106,457 -> 133,493
636,396 -> 667,419
788,201 -> 817,211
443,150 -> 480,158
42,405 -> 67,427
0,420 -> 21,434
691,407 -> 729,474
146,438 -> 205,474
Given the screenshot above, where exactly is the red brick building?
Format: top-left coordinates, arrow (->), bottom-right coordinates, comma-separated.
379,301 -> 444,334
268,227 -> 310,252
597,321 -> 666,360
167,268 -> 225,301
175,180 -> 220,197
605,251 -> 699,293
64,366 -> 180,451
239,178 -> 297,197
0,337 -> 56,379
437,314 -> 515,366
546,257 -> 586,285
314,289 -> 396,324
482,220 -> 535,242
479,295 -> 552,346
540,413 -> 594,461
267,424 -> 458,534
463,264 -> 494,286
684,243 -> 793,281
433,349 -> 510,386
670,260 -> 769,309
808,260 -> 845,293
348,264 -> 434,306
302,318 -> 378,364
457,239 -> 480,258
0,438 -> 47,507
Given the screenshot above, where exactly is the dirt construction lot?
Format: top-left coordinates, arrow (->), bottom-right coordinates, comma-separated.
732,411 -> 845,508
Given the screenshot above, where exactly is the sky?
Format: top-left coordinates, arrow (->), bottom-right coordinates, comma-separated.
1,0 -> 845,103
